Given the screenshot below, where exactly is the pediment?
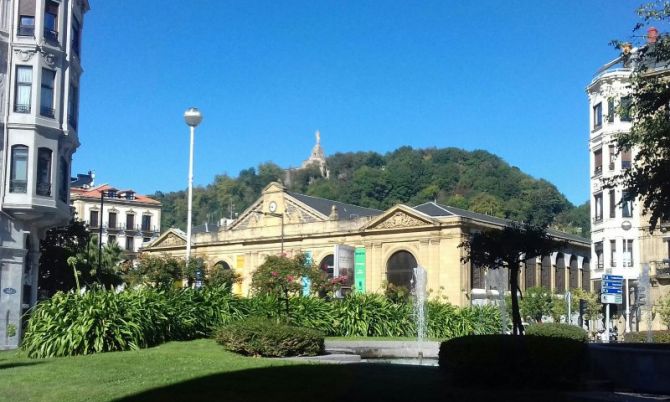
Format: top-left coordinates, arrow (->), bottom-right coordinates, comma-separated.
149,230 -> 186,248
364,205 -> 437,230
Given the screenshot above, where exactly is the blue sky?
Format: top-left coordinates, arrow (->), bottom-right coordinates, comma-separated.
75,1 -> 642,205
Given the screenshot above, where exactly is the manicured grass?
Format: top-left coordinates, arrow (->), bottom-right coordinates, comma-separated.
0,339 -> 573,401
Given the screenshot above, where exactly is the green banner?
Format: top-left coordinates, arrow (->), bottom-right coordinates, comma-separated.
354,247 -> 366,293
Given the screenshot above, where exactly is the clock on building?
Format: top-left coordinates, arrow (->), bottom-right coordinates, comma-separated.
269,201 -> 277,213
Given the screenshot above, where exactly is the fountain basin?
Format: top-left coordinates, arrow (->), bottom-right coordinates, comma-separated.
324,340 -> 440,359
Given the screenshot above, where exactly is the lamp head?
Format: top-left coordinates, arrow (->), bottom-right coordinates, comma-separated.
184,107 -> 203,127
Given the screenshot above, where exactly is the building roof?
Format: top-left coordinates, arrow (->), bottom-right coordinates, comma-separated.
286,191 -> 382,220
414,201 -> 589,244
70,184 -> 161,205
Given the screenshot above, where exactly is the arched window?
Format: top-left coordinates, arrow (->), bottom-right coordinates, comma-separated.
36,148 -> 52,196
319,255 -> 334,279
386,250 -> 417,289
541,255 -> 551,288
555,253 -> 566,293
10,145 -> 28,193
581,258 -> 591,291
569,256 -> 579,289
214,261 -> 231,271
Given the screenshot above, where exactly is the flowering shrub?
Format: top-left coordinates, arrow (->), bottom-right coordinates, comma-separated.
250,254 -> 329,318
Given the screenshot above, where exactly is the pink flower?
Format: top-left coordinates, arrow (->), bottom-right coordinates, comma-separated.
271,271 -> 278,277
287,275 -> 295,282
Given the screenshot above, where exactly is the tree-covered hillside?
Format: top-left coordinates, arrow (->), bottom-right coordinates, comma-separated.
153,146 -> 589,237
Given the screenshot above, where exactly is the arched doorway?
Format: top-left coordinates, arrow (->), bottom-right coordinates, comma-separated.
569,255 -> 579,289
386,250 -> 417,289
581,258 -> 591,291
319,254 -> 334,279
541,255 -> 551,288
214,260 -> 231,271
524,257 -> 536,290
555,253 -> 566,293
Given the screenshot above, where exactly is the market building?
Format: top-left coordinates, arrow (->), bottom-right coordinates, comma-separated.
144,182 -> 591,306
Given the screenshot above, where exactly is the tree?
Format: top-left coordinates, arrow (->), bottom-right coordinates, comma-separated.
208,262 -> 242,289
39,219 -> 90,297
460,223 -> 564,335
519,286 -> 552,323
129,254 -> 184,288
657,293 -> 670,329
251,254 -> 330,319
609,2 -> 670,230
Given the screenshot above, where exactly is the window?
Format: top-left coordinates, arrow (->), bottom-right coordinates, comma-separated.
607,98 -> 615,123
10,145 -> 28,193
143,237 -> 152,243
44,0 -> 58,42
593,103 -> 603,129
125,236 -> 134,251
594,193 -> 603,222
36,148 -> 52,196
126,214 -> 134,230
622,191 -> 633,218
594,149 -> 603,175
610,240 -> 617,268
609,190 -> 616,219
623,239 -> 634,267
620,96 -> 632,122
15,66 -> 32,113
89,210 -> 99,228
608,144 -> 616,170
107,235 -> 116,245
40,69 -> 55,118
59,157 -> 68,202
141,215 -> 152,231
108,212 -> 117,229
68,83 -> 78,129
71,17 -> 81,56
595,242 -> 604,269
621,148 -> 632,169
18,15 -> 34,36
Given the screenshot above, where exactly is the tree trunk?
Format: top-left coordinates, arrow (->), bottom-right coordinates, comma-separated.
509,264 -> 524,335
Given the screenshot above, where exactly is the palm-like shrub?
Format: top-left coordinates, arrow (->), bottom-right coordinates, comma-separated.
331,293 -> 415,337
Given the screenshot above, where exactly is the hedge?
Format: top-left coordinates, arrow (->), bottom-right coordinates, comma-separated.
439,335 -> 587,388
215,318 -> 324,357
525,322 -> 589,342
623,330 -> 670,343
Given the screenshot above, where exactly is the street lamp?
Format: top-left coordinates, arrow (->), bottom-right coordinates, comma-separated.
184,107 -> 202,287
254,211 -> 284,255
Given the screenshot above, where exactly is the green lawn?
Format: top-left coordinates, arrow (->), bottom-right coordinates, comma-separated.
0,339 -> 573,402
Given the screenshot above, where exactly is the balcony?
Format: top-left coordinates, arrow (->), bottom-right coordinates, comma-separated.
594,166 -> 603,176
592,216 -> 603,224
14,104 -> 30,113
141,225 -> 160,234
106,223 -> 121,232
36,182 -> 51,197
40,106 -> 55,119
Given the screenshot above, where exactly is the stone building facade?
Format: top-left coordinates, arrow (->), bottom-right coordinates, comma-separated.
0,0 -> 88,349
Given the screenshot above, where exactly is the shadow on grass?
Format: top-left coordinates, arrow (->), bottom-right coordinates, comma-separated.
113,363 -> 570,402
0,361 -> 43,370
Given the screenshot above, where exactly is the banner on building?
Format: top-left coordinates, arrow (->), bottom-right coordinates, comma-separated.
302,251 -> 313,296
354,247 -> 366,293
334,245 -> 355,296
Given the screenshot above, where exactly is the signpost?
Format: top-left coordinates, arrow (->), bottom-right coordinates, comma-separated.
601,274 -> 624,343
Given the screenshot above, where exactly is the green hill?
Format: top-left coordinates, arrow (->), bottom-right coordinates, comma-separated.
153,146 -> 589,237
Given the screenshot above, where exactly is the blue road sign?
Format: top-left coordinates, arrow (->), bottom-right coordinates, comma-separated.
603,280 -> 623,288
602,287 -> 623,294
603,274 -> 624,281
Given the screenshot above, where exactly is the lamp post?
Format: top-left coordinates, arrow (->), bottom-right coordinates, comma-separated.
254,211 -> 284,255
184,107 -> 202,287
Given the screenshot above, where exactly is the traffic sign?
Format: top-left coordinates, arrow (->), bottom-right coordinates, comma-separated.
602,294 -> 623,304
602,287 -> 622,294
603,274 -> 624,281
603,280 -> 623,287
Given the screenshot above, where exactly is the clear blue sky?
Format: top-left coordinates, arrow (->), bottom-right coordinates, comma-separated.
75,1 -> 642,205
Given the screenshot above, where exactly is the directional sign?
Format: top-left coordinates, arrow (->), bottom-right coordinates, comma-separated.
602,294 -> 623,304
603,274 -> 624,281
603,280 -> 623,288
602,287 -> 623,294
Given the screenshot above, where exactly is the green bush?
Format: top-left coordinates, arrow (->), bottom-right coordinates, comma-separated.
624,330 -> 670,343
525,323 -> 588,342
22,287 -> 247,358
439,335 -> 586,388
331,293 -> 415,337
215,318 -> 324,357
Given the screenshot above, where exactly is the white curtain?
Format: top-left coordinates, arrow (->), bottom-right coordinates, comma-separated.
16,66 -> 32,106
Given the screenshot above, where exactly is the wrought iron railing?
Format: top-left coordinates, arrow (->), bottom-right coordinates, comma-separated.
14,104 -> 30,113
40,106 -> 55,118
36,182 -> 51,196
18,25 -> 34,36
9,180 -> 27,193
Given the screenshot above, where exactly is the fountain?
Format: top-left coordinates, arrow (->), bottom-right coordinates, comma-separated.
413,266 -> 427,363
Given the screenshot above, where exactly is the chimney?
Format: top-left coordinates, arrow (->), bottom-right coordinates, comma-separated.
647,27 -> 659,44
